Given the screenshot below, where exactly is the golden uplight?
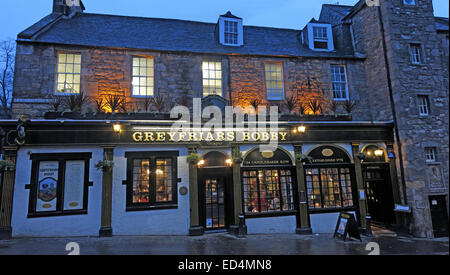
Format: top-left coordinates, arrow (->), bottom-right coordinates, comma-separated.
113,124 -> 122,133
226,159 -> 233,166
198,159 -> 205,167
374,149 -> 384,157
297,125 -> 306,133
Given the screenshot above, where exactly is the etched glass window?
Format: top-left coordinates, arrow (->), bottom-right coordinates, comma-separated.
56,53 -> 81,94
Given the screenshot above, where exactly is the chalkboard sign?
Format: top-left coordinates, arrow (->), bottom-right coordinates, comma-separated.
333,212 -> 361,242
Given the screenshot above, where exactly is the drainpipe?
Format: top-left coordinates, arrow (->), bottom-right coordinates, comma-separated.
377,6 -> 408,205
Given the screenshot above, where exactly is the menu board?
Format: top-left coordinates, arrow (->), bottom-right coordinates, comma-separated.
37,161 -> 59,212
333,212 -> 361,242
63,160 -> 85,210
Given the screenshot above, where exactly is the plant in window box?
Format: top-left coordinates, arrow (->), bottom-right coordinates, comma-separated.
186,153 -> 200,165
0,160 -> 15,171
95,160 -> 114,172
295,153 -> 313,164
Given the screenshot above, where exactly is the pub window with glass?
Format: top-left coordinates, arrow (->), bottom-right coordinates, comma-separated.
55,52 -> 81,94
132,56 -> 154,97
28,153 -> 92,217
242,169 -> 295,214
125,152 -> 178,210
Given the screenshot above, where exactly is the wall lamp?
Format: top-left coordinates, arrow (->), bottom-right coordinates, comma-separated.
113,123 -> 122,133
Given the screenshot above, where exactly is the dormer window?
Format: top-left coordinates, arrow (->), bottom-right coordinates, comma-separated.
218,11 -> 243,46
307,23 -> 334,51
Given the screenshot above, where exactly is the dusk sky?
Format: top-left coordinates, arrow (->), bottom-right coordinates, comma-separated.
0,0 -> 449,41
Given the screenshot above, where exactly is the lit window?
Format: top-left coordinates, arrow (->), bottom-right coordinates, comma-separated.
313,26 -> 329,49
404,0 -> 415,5
202,61 -> 222,97
56,53 -> 81,94
425,147 -> 436,162
331,65 -> 349,100
242,169 -> 295,214
265,62 -> 284,100
418,95 -> 430,116
125,152 -> 178,210
132,56 -> 154,97
410,44 -> 422,64
306,168 -> 354,209
224,20 -> 239,45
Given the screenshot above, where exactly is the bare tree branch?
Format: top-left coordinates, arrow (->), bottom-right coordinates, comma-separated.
0,39 -> 16,117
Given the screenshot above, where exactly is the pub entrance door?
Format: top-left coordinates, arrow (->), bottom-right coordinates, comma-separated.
429,196 -> 449,237
362,164 -> 396,224
198,168 -> 233,231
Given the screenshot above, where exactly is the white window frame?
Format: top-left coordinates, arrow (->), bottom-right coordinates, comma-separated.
219,17 -> 243,46
131,56 -> 154,98
55,52 -> 82,95
417,95 -> 430,116
331,64 -> 349,101
264,62 -> 285,101
410,43 -> 422,64
425,147 -> 436,163
307,23 -> 334,51
202,61 -> 223,97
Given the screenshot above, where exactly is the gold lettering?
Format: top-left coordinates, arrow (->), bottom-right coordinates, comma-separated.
243,132 -> 250,141
178,132 -> 187,142
226,132 -> 235,141
261,132 -> 270,141
189,132 -> 197,141
167,132 -> 176,142
132,132 -> 143,142
206,132 -> 214,142
251,132 -> 261,141
280,132 -> 287,141
271,132 -> 278,141
144,132 -> 155,142
216,132 -> 225,141
156,132 -> 166,141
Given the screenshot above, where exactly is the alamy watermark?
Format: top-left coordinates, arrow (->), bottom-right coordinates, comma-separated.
365,0 -> 381,7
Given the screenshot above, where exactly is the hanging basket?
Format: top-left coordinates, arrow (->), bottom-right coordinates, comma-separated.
0,160 -> 15,172
95,160 -> 114,172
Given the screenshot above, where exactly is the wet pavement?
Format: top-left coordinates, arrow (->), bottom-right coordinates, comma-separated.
0,231 -> 448,255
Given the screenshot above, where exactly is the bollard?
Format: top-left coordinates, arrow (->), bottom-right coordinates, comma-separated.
365,215 -> 373,237
237,214 -> 247,238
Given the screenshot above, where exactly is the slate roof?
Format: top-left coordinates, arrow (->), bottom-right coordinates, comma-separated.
319,4 -> 353,25
435,17 -> 449,32
17,12 -> 357,59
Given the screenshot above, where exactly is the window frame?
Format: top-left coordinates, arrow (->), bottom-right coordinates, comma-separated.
307,23 -> 334,51
131,55 -> 155,98
304,164 -> 358,213
27,153 -> 92,218
202,60 -> 223,97
409,43 -> 423,65
124,151 -> 179,211
54,52 -> 82,96
425,147 -> 437,163
264,61 -> 285,101
331,64 -> 350,101
219,17 -> 243,46
241,167 -> 298,218
417,94 -> 431,116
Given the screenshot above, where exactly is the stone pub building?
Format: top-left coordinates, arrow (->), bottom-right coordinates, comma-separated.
0,0 -> 448,239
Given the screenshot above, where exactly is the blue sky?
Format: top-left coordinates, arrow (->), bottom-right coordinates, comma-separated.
0,0 -> 448,41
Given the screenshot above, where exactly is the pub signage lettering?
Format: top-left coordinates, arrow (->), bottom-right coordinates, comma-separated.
132,131 -> 289,143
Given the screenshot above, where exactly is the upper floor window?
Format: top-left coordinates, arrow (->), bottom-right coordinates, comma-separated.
410,43 -> 423,64
202,61 -> 222,97
225,20 -> 239,45
28,153 -> 92,218
56,53 -> 81,94
307,23 -> 334,51
265,62 -> 284,100
218,12 -> 243,46
132,56 -> 154,97
403,0 -> 416,5
425,147 -> 437,162
418,95 -> 430,116
124,151 -> 178,211
331,65 -> 349,100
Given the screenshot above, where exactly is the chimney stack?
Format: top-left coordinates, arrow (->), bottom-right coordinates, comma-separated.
52,0 -> 85,15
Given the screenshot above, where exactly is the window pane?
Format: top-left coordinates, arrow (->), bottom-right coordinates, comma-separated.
56,53 -> 81,94
132,159 -> 150,203
202,61 -> 222,97
265,63 -> 284,99
132,57 -> 154,97
63,160 -> 85,210
156,159 -> 173,202
37,161 -> 59,212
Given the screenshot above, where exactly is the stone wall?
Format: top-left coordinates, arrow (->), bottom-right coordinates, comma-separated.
12,43 -> 369,119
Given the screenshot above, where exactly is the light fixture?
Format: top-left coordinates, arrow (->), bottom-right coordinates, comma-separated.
374,149 -> 384,157
113,124 -> 122,133
226,159 -> 233,166
198,159 -> 205,167
297,125 -> 306,133
156,169 -> 163,175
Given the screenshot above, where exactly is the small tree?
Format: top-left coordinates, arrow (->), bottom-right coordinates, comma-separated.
342,100 -> 357,114
284,94 -> 298,114
0,39 -> 15,117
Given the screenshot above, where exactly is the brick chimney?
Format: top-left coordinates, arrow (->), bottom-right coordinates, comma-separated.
52,0 -> 85,15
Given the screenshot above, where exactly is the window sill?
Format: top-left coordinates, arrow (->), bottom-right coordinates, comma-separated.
126,204 -> 178,212
244,210 -> 297,219
27,210 -> 88,218
426,161 -> 440,165
308,207 -> 356,214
